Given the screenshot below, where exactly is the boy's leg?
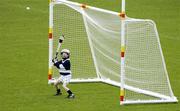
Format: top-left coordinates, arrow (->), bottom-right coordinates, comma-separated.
62,83 -> 75,98
62,75 -> 75,98
54,78 -> 62,96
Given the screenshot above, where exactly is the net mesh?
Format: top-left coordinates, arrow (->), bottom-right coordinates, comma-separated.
53,4 -> 96,79
51,1 -> 176,103
124,21 -> 172,100
82,7 -> 122,82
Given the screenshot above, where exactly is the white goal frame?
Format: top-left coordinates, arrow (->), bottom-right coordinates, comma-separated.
48,0 -> 178,105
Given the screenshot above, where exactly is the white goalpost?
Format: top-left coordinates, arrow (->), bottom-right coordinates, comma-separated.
48,0 -> 178,104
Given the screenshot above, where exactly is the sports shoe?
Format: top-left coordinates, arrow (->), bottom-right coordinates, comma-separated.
67,94 -> 75,99
54,92 -> 62,96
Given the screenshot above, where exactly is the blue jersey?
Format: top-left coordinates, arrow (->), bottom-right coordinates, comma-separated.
53,59 -> 71,75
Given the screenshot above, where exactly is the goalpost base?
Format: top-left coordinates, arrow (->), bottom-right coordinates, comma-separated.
71,78 -> 120,86
48,77 -> 178,105
121,99 -> 178,105
70,78 -> 101,83
70,78 -> 178,105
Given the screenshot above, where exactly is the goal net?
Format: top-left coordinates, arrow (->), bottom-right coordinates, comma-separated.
48,0 -> 177,104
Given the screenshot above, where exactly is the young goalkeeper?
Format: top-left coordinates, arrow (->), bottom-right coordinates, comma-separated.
52,49 -> 75,98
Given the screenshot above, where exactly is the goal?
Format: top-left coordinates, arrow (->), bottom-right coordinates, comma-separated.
48,0 -> 178,104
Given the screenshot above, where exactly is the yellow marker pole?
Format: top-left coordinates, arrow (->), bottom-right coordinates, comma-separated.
48,0 -> 53,80
120,0 -> 126,105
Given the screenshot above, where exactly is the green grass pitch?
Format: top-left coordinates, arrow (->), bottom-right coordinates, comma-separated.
0,0 -> 180,111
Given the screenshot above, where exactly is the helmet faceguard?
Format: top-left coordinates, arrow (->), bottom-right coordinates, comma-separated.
60,49 -> 70,59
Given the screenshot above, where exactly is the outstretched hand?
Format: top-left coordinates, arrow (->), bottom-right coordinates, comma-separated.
59,35 -> 64,43
52,58 -> 58,63
52,59 -> 55,63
